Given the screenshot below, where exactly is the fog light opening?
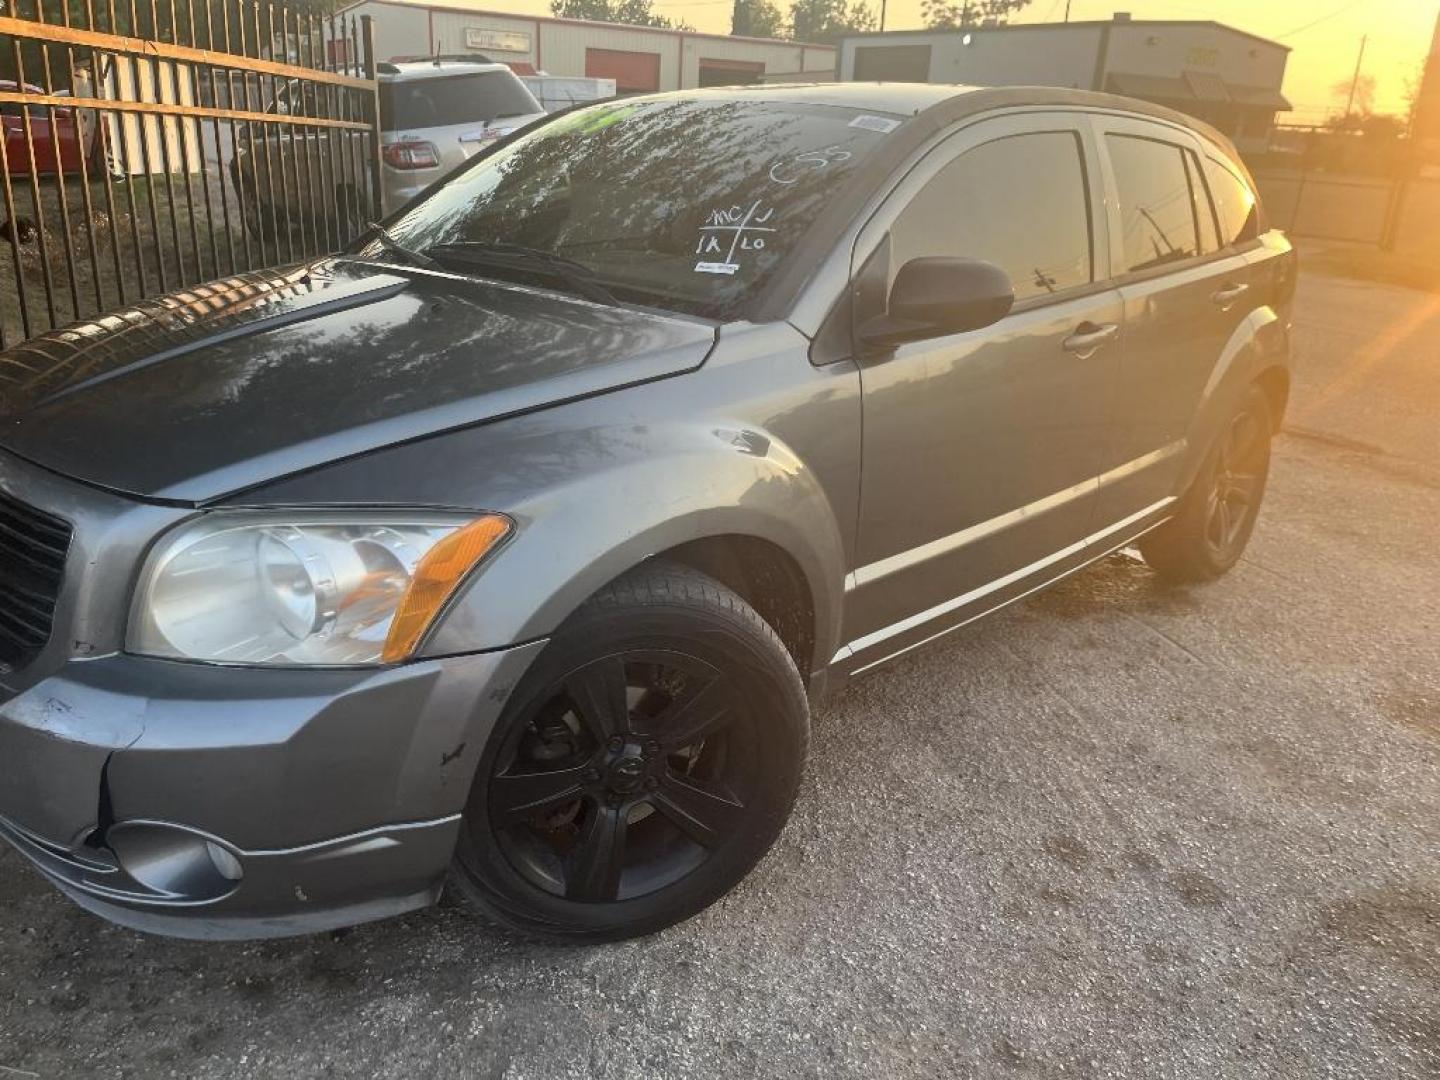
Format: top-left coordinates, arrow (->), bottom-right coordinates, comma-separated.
106,822 -> 245,900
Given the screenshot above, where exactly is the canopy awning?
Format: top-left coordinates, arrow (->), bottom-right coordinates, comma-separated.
1106,72 -> 1290,112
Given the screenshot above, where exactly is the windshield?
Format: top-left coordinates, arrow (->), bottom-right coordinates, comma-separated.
372,98 -> 904,320
379,71 -> 541,129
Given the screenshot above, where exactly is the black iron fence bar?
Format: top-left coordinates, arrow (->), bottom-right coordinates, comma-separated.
8,37 -> 60,328
28,5 -> 85,323
0,90 -> 373,131
0,114 -> 33,346
147,0 -> 184,292
2,6 -> 380,348
84,0 -> 129,308
0,16 -> 375,91
53,0 -> 108,316
213,0 -> 251,274
199,0 -> 236,276
361,13 -> 381,223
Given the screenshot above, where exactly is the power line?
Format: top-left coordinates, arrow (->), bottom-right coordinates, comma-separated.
1276,0 -> 1370,41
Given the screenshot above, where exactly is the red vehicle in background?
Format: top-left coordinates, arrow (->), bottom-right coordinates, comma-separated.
1,80 -> 96,175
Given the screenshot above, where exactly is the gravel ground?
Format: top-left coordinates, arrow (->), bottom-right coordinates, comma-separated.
1,271 -> 1438,1079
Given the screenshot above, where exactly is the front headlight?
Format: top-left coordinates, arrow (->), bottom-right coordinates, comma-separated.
129,512 -> 511,666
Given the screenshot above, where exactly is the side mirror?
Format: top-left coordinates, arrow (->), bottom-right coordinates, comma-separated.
859,257 -> 1015,348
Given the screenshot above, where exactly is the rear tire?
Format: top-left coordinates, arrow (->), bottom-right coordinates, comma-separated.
450,562 -> 809,942
1140,384 -> 1273,583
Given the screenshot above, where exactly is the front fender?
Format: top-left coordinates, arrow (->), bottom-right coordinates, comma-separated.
421,419 -> 848,668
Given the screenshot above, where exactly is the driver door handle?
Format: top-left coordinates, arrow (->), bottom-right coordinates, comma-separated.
1062,321 -> 1119,359
1211,282 -> 1250,309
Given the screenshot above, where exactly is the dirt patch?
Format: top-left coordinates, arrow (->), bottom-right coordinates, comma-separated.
1381,687 -> 1440,745
1026,554 -> 1200,621
1321,886 -> 1440,983
1167,871 -> 1228,909
1042,833 -> 1093,870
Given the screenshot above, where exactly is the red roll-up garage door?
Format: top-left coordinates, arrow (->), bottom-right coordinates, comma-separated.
585,48 -> 662,94
698,57 -> 765,87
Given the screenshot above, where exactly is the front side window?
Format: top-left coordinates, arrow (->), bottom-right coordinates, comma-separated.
378,98 -> 901,319
1203,154 -> 1260,247
1106,134 -> 1201,273
889,130 -> 1093,303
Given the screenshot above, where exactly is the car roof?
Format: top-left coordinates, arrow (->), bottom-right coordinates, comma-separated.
377,60 -> 516,82
624,81 -> 1234,152
626,81 -> 975,116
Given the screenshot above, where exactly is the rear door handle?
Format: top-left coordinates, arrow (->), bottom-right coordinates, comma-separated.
1211,282 -> 1250,309
1062,321 -> 1119,358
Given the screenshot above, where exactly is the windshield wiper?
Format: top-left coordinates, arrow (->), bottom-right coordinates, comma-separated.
360,221 -> 441,270
424,241 -> 620,306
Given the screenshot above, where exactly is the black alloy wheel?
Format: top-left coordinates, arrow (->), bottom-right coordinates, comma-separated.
1140,383 -> 1274,582
451,563 -> 808,941
1203,404 -> 1268,561
489,650 -> 755,904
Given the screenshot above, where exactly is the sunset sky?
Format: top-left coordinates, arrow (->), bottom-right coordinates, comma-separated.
479,0 -> 1439,125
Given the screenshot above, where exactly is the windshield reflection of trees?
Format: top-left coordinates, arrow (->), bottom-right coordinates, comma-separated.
387,102 -> 873,319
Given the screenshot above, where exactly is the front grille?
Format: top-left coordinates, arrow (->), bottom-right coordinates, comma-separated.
0,491 -> 72,670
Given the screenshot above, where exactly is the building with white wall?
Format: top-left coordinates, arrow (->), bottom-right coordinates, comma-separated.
839,16 -> 1290,154
338,0 -> 836,94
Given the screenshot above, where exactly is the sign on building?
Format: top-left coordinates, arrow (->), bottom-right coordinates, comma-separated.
464,27 -> 531,53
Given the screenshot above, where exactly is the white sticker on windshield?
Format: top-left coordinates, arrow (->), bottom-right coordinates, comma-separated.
694,200 -> 777,276
848,114 -> 901,134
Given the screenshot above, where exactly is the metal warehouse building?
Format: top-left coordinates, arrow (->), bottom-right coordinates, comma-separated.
339,0 -> 836,93
839,16 -> 1290,154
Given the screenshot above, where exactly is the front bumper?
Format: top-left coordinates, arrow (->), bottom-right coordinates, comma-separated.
0,644 -> 545,939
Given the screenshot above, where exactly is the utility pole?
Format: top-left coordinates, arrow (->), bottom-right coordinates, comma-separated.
1343,34 -> 1368,119
879,0 -> 887,31
1064,0 -> 1072,22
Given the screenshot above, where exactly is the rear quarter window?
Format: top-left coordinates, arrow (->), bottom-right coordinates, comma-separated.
1203,154 -> 1261,247
379,72 -> 540,130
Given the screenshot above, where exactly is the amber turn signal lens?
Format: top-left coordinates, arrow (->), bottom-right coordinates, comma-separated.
382,515 -> 511,663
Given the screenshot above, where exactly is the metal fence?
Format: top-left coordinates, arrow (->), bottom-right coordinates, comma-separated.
1248,124 -> 1439,253
0,0 -> 381,350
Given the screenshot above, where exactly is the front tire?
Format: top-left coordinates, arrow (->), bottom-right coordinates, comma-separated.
451,562 -> 809,942
1140,384 -> 1274,582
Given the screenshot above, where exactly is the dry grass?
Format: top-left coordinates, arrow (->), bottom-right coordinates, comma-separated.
2,168 -> 347,346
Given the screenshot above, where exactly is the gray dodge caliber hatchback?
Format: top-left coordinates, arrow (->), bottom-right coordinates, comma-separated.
0,83 -> 1294,941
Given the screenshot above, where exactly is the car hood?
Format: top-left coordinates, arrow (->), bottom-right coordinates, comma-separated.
0,260 -> 716,503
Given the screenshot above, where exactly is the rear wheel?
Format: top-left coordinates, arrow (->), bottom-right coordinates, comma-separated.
451,562 -> 809,942
1140,384 -> 1273,582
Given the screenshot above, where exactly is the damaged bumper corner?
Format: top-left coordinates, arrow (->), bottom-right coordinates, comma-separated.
0,642 -> 545,940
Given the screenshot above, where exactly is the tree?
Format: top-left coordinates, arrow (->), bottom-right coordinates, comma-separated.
550,0 -> 692,30
921,0 -> 1031,31
788,0 -> 875,45
1329,72 -> 1376,118
733,0 -> 787,38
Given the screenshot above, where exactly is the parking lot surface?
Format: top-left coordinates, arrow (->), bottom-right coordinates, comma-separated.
1,272 -> 1437,1079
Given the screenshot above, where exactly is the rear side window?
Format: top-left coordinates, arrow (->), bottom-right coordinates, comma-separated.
1106,134 -> 1200,273
1203,154 -> 1260,247
379,72 -> 539,130
890,131 -> 1093,303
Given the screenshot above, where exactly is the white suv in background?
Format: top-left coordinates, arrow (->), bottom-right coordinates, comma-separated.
232,59 -> 546,238
377,59 -> 546,214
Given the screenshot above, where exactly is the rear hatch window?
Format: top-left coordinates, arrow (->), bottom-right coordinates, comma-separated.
379,72 -> 539,130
